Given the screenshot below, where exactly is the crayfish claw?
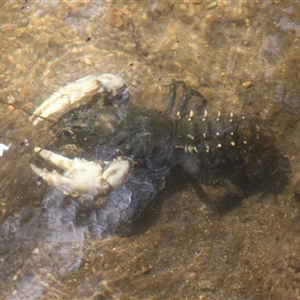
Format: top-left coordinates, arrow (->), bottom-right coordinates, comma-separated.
31,148 -> 132,197
34,147 -> 74,171
29,73 -> 127,126
30,163 -> 94,196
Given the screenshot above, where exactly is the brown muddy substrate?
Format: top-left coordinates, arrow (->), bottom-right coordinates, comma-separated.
0,1 -> 300,299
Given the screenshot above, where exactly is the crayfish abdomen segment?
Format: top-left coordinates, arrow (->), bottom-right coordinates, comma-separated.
173,112 -> 281,181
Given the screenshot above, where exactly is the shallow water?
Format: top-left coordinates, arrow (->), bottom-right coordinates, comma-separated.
1,1 -> 300,299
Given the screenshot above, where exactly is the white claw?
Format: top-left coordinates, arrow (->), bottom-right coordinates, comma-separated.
31,147 -> 132,197
29,73 -> 127,126
34,147 -> 75,171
